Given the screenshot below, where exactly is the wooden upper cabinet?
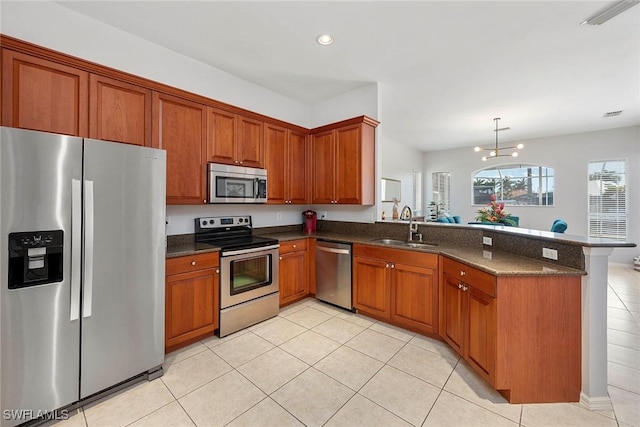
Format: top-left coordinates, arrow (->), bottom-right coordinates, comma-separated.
207,107 -> 264,168
265,123 -> 308,204
1,49 -> 89,136
152,91 -> 207,205
287,129 -> 309,204
265,124 -> 287,204
206,107 -> 237,165
237,116 -> 264,168
311,129 -> 336,204
311,116 -> 378,205
89,74 -> 151,146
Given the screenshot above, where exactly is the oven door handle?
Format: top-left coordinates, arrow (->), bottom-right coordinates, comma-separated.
223,244 -> 280,257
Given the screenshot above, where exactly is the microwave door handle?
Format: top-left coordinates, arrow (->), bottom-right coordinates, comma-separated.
255,178 -> 259,199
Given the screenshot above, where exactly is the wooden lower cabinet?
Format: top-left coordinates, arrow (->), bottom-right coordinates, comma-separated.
165,252 -> 219,353
353,244 -> 438,334
279,239 -> 310,306
440,256 -> 581,403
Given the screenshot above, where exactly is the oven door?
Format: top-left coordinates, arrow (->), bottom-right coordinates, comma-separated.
220,244 -> 279,309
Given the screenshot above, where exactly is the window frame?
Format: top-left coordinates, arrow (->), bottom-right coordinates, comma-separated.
471,163 -> 555,206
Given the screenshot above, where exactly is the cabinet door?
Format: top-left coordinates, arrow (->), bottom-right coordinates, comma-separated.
89,74 -> 151,146
2,49 -> 88,136
335,124 -> 362,204
353,256 -> 391,320
207,107 -> 237,165
391,263 -> 437,334
287,130 -> 309,204
467,287 -> 496,382
265,123 -> 287,204
237,115 -> 264,167
165,268 -> 217,350
311,130 -> 335,204
442,273 -> 465,355
152,92 -> 207,204
279,250 -> 309,306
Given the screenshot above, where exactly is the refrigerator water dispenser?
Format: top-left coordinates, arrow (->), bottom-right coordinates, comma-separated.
8,230 -> 63,289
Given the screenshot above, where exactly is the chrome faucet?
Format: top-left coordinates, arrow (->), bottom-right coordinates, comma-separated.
400,205 -> 418,241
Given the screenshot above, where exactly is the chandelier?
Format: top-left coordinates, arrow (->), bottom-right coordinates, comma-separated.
474,118 -> 523,161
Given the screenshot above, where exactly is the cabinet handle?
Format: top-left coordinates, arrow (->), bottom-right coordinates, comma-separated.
460,270 -> 466,276
463,285 -> 469,291
279,256 -> 283,260
292,244 -> 297,248
385,263 -> 390,268
203,199 -> 207,204
215,269 -> 220,274
391,264 -> 395,269
191,261 -> 196,266
458,283 -> 463,289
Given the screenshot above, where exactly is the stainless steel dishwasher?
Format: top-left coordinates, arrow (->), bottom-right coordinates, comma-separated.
315,240 -> 353,310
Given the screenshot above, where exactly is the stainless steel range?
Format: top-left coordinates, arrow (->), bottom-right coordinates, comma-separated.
195,216 -> 279,337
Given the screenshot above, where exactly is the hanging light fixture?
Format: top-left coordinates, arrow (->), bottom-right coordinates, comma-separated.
474,118 -> 523,161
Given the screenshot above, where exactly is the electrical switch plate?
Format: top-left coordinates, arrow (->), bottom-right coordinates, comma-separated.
276,212 -> 282,220
319,211 -> 328,220
483,236 -> 492,246
543,248 -> 558,260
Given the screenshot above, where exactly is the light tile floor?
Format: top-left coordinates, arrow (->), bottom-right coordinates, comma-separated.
54,266 -> 639,427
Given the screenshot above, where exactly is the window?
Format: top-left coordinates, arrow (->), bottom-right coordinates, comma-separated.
431,171 -> 450,218
472,164 -> 554,205
413,171 -> 422,216
588,160 -> 626,240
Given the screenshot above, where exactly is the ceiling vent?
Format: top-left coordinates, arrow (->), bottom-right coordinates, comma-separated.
603,110 -> 623,118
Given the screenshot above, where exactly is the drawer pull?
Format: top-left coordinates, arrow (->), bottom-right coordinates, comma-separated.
292,244 -> 297,248
462,285 -> 469,291
215,269 -> 220,274
458,283 -> 464,289
279,256 -> 283,260
460,270 -> 466,276
191,261 -> 196,266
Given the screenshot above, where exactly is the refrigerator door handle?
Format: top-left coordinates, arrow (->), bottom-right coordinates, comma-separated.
71,179 -> 82,321
82,180 -> 95,318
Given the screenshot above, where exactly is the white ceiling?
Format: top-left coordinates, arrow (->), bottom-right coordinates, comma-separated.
56,1 -> 640,152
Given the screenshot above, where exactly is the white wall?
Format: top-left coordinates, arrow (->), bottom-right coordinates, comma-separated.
0,1 -> 310,127
1,1 -> 383,234
379,135 -> 424,219
423,126 -> 640,264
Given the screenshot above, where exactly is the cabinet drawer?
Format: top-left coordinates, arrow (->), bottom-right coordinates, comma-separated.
442,257 -> 496,297
279,239 -> 308,254
354,244 -> 438,269
166,252 -> 219,275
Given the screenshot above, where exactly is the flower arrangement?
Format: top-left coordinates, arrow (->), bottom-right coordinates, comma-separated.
475,194 -> 516,226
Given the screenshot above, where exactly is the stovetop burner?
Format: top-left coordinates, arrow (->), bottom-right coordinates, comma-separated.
194,216 -> 278,253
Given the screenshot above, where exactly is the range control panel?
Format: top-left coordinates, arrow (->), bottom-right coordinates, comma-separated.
195,216 -> 252,230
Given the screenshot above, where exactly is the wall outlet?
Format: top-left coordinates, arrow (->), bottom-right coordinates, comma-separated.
276,212 -> 282,220
165,216 -> 171,227
543,248 -> 558,260
319,211 -> 328,220
483,236 -> 492,246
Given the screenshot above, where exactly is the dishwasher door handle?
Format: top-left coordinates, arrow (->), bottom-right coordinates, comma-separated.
317,246 -> 351,255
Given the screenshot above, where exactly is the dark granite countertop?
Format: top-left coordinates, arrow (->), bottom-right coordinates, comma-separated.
166,229 -> 585,276
257,230 -> 585,277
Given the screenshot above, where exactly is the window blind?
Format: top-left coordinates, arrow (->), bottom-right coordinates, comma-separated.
588,160 -> 626,239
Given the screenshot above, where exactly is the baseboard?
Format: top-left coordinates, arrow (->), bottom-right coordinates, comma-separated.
580,392 -> 613,411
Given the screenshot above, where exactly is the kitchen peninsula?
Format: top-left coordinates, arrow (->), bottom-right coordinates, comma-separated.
168,219 -> 635,408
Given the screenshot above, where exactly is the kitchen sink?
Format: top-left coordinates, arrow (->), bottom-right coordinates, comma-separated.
370,238 -> 406,245
403,242 -> 438,248
369,238 -> 438,248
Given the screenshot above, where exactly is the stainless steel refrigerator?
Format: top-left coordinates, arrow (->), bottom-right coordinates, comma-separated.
0,127 -> 166,427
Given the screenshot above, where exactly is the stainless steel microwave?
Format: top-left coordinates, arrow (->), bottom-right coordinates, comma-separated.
208,163 -> 267,203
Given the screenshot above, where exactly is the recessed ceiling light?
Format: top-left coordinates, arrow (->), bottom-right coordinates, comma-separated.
316,34 -> 334,46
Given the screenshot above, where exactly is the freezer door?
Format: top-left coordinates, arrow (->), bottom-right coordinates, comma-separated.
0,127 -> 82,426
80,140 -> 166,399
